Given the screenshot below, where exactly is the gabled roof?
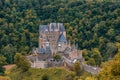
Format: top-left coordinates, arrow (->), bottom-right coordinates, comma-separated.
58,33 -> 67,42
39,23 -> 65,32
39,25 -> 48,32
38,48 -> 45,54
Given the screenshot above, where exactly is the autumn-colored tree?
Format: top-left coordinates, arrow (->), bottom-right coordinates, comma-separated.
99,43 -> 120,80
86,58 -> 96,66
73,61 -> 83,76
0,76 -> 11,80
85,77 -> 97,80
92,48 -> 102,66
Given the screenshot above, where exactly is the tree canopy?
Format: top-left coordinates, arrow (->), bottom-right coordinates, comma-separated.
14,53 -> 30,72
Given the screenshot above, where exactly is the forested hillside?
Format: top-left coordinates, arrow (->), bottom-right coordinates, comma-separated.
0,0 -> 120,65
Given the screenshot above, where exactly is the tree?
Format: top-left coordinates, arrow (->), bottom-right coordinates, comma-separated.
105,42 -> 118,59
82,49 -> 90,61
14,53 -> 30,72
53,54 -> 61,61
111,60 -> 120,76
1,44 -> 16,64
99,44 -> 120,80
41,74 -> 49,80
85,77 -> 97,80
0,56 -> 7,75
73,61 -> 83,76
106,28 -> 115,41
92,48 -> 102,66
86,58 -> 96,66
65,71 -> 75,80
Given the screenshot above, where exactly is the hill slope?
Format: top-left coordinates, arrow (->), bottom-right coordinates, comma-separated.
8,67 -> 75,80
0,0 -> 120,64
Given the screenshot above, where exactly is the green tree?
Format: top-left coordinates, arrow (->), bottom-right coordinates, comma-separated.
41,74 -> 49,80
53,54 -> 61,61
92,48 -> 102,66
14,53 -> 30,72
106,28 -> 115,41
86,58 -> 96,66
65,71 -> 75,80
1,44 -> 16,64
105,42 -> 118,60
73,61 -> 83,76
0,56 -> 7,75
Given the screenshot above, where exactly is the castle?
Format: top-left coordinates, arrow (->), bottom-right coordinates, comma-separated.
27,23 -> 100,74
38,23 -> 68,54
30,23 -> 82,68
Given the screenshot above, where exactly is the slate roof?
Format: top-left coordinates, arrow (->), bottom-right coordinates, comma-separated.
71,43 -> 78,51
39,23 -> 67,54
38,46 -> 51,54
58,33 -> 67,42
38,48 -> 45,54
39,25 -> 48,32
52,23 -> 58,30
39,23 -> 65,32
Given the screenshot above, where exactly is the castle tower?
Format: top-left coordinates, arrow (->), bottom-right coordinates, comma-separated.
39,23 -> 67,53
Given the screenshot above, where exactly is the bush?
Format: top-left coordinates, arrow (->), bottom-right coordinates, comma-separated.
74,61 -> 83,76
53,54 -> 61,61
14,53 -> 30,72
41,74 -> 49,80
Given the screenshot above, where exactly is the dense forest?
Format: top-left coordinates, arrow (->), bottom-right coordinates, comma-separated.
0,0 -> 120,68
0,0 -> 120,80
